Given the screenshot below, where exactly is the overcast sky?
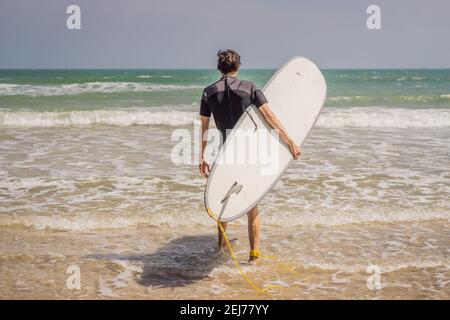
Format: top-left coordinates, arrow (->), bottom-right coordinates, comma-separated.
0,0 -> 449,69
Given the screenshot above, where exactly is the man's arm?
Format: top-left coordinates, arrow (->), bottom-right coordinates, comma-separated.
259,103 -> 301,159
199,115 -> 211,177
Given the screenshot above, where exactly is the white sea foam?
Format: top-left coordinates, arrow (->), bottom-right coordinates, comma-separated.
0,108 -> 197,127
317,107 -> 450,128
327,94 -> 450,103
262,209 -> 450,228
1,107 -> 449,128
0,212 -> 211,231
304,259 -> 450,273
0,208 -> 447,231
0,82 -> 201,96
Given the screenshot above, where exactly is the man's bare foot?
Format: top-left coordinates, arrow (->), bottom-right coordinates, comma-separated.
218,237 -> 239,252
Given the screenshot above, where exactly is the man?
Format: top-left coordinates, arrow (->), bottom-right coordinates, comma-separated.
199,49 -> 301,262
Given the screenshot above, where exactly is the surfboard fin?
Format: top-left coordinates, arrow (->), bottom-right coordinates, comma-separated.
220,181 -> 243,203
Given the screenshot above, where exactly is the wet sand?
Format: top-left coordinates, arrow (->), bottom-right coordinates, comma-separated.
1,219 -> 448,300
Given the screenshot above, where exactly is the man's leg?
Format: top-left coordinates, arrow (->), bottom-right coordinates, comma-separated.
217,221 -> 228,249
247,206 -> 260,262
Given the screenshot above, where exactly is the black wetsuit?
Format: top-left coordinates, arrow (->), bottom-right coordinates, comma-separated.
199,76 -> 268,141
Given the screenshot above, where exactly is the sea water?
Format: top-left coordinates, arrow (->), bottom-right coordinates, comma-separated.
0,69 -> 449,299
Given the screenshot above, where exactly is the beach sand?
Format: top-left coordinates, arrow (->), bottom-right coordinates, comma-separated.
1,219 -> 449,299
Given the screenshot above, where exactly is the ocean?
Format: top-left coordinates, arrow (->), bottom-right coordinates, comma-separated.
0,69 -> 449,299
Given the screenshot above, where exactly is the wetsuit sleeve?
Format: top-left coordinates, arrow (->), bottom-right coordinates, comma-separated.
199,92 -> 211,117
251,83 -> 268,108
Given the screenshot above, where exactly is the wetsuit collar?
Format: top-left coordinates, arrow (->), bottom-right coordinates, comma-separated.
221,75 -> 238,87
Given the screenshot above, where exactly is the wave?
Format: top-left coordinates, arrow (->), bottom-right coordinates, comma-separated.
303,259 -> 450,274
1,107 -> 449,128
0,82 -> 202,96
318,107 -> 450,128
0,108 -> 197,127
327,94 -> 450,105
0,208 -> 447,231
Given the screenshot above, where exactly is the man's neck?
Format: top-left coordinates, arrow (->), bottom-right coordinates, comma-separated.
222,72 -> 238,78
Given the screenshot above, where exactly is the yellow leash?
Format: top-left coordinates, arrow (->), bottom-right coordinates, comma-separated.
206,207 -> 281,295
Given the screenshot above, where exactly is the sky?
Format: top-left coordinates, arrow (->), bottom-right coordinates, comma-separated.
0,0 -> 449,69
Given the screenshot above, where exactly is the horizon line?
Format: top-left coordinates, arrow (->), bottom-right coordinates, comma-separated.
1,67 -> 450,71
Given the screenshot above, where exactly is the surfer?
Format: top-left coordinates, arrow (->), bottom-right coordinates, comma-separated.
199,49 -> 301,262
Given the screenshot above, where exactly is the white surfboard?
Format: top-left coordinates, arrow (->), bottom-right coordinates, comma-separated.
204,56 -> 327,222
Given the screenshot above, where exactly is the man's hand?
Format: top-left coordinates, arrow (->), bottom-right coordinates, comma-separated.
199,159 -> 210,178
289,141 -> 301,160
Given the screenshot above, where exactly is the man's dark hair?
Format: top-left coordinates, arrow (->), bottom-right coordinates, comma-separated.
217,49 -> 241,74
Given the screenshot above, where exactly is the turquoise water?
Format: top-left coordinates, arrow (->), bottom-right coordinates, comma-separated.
1,69 -> 450,113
